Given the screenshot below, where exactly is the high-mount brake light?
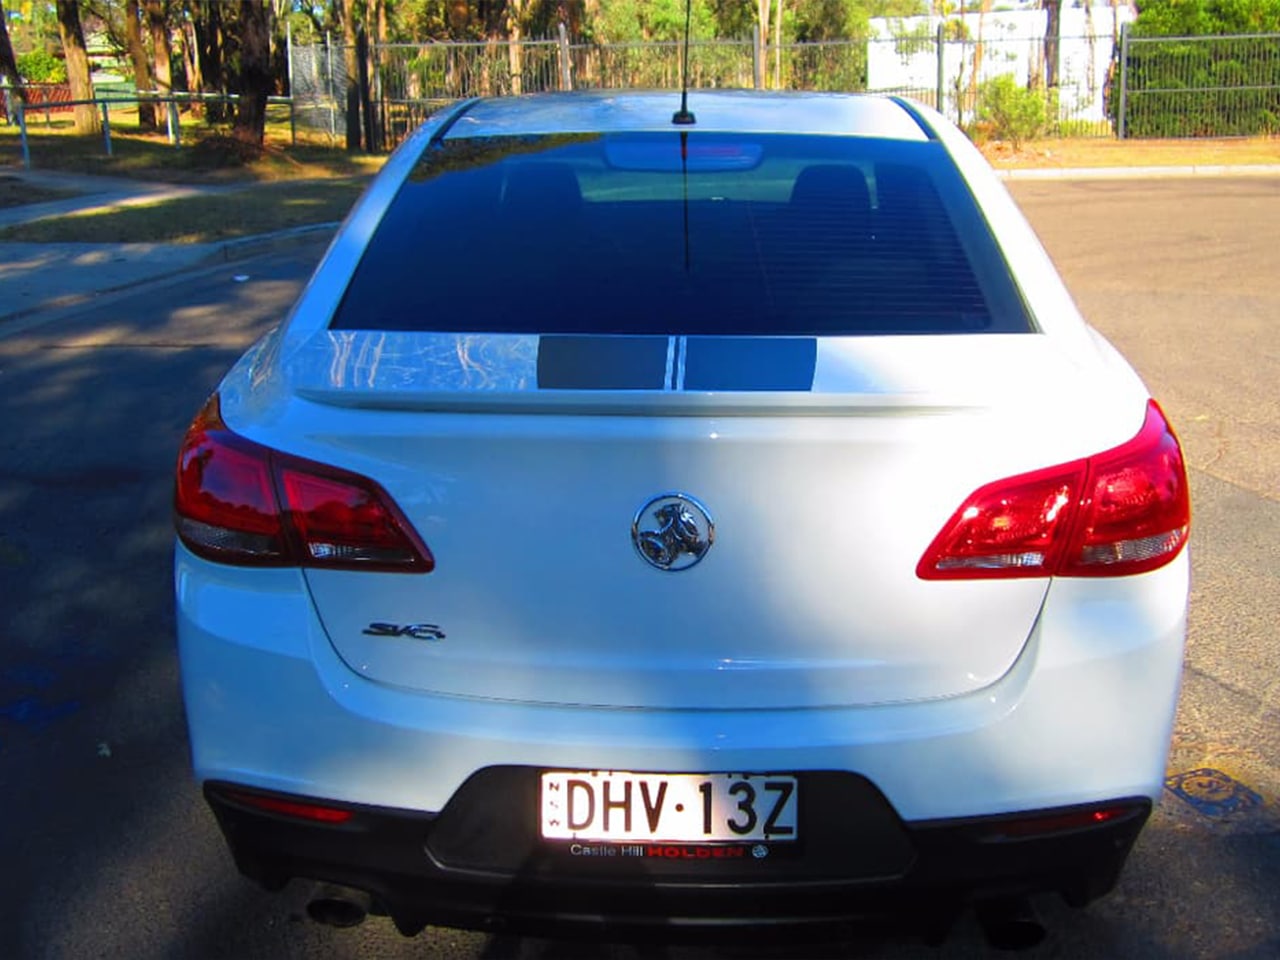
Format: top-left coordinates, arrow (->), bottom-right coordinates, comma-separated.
174,395 -> 433,572
917,401 -> 1188,580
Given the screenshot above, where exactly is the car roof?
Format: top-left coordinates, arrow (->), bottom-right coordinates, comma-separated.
444,90 -> 933,141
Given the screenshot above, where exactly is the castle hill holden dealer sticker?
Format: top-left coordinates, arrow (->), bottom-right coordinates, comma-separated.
540,771 -> 798,859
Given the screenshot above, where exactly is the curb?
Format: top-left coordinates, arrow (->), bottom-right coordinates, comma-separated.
0,223 -> 336,331
202,220 -> 339,265
998,164 -> 1280,181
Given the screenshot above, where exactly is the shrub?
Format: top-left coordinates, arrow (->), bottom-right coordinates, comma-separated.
17,49 -> 67,84
186,134 -> 265,169
1106,1 -> 1280,137
976,74 -> 1047,149
1109,35 -> 1280,137
1055,118 -> 1109,138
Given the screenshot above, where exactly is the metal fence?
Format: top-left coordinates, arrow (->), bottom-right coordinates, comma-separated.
4,92 -> 297,169
287,28 -> 1280,148
288,40 -> 351,142
570,39 -> 756,91
1116,30 -> 1280,138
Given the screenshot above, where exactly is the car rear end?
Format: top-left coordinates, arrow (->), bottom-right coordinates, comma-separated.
174,92 -> 1189,939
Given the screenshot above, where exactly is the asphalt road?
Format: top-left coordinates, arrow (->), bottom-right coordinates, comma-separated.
0,177 -> 1277,959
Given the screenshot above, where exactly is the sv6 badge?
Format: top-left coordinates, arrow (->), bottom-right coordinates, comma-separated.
362,622 -> 447,641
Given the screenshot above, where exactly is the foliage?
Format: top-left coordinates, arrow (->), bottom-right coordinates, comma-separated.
1129,0 -> 1280,37
976,73 -> 1046,148
17,47 -> 65,82
1054,117 -> 1109,137
594,0 -> 717,43
891,20 -> 933,59
1109,0 -> 1280,136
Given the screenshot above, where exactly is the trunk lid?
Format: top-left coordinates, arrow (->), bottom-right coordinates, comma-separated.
245,330 -> 1141,710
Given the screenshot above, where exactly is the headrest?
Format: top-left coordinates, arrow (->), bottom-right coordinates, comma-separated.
789,165 -> 872,216
502,162 -> 582,218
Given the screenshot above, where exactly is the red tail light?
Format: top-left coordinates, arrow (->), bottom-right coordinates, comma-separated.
918,401 -> 1188,580
220,788 -> 354,824
174,395 -> 433,572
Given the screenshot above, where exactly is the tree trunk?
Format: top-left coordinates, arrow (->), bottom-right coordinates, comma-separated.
147,0 -> 173,101
1083,0 -> 1096,101
192,0 -> 228,122
755,0 -> 770,89
233,0 -> 273,144
125,0 -> 155,128
340,0 -> 361,150
182,16 -> 204,117
773,0 -> 782,90
1044,0 -> 1062,90
971,0 -> 991,123
0,0 -> 25,103
507,0 -> 523,96
55,0 -> 100,134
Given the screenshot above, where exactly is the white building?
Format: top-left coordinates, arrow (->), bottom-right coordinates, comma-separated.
868,6 -> 1137,125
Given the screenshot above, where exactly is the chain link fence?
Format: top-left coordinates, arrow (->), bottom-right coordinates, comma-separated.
288,41 -> 351,142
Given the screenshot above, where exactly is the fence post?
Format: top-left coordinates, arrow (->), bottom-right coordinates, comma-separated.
935,22 -> 945,113
557,22 -> 572,91
1117,22 -> 1130,140
100,100 -> 112,156
17,101 -> 30,169
167,99 -> 181,146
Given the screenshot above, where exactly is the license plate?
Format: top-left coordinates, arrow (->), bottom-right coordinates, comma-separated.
540,771 -> 799,843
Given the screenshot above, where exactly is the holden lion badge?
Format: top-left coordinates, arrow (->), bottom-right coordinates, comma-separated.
632,493 -> 714,571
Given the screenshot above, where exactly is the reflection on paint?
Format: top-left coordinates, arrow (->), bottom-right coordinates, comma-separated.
294,331 -> 540,393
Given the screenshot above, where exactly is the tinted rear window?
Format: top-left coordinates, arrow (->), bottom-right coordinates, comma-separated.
331,132 -> 1031,336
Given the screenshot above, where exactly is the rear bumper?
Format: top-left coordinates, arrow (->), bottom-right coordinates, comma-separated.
177,548 -> 1188,821
206,776 -> 1150,937
177,545 -> 1187,934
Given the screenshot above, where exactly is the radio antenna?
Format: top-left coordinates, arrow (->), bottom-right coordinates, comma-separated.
672,0 -> 696,124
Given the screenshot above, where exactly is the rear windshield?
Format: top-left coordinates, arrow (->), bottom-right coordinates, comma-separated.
331,132 -> 1032,336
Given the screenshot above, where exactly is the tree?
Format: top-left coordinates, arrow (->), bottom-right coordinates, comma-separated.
340,0 -> 361,149
189,0 -> 230,122
146,0 -> 173,99
123,0 -> 155,128
1043,0 -> 1061,90
507,0 -> 524,94
755,0 -> 768,87
55,0 -> 100,134
0,0 -> 24,102
233,0 -> 273,143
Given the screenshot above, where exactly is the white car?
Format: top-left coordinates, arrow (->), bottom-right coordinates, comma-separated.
174,91 -> 1189,946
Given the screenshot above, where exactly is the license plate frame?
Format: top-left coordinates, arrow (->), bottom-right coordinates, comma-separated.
540,770 -> 799,844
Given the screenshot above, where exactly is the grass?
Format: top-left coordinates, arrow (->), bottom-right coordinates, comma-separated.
0,178 -> 366,244
0,108 -> 385,184
0,174 -> 79,209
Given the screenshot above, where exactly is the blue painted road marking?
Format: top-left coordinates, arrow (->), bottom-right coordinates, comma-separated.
1165,768 -> 1264,818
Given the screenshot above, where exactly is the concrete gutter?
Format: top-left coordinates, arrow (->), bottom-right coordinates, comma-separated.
998,164 -> 1280,180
